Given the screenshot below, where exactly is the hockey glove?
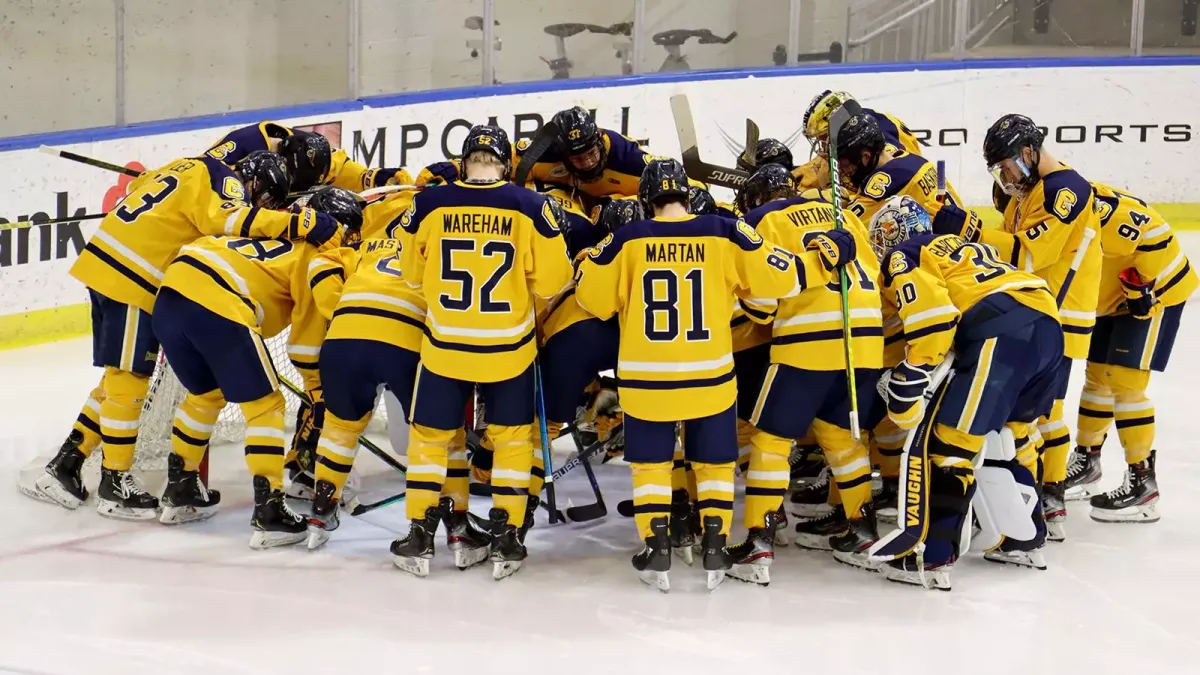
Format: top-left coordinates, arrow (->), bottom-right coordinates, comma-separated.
930,203 -> 981,242
878,360 -> 935,430
415,161 -> 460,187
806,228 -> 856,271
298,210 -> 341,246
1119,267 -> 1162,319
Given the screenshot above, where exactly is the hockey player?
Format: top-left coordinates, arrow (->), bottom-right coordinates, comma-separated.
22,152 -> 336,519
390,125 -> 573,580
836,113 -> 964,224
934,114 -> 1101,541
869,196 -> 1063,588
520,106 -> 649,198
574,158 -> 811,592
150,187 -> 357,546
1064,184 -> 1196,521
797,91 -> 923,192
732,164 -> 882,582
207,121 -> 413,192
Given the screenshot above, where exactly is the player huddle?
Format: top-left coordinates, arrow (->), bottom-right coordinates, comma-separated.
19,91 -> 1195,592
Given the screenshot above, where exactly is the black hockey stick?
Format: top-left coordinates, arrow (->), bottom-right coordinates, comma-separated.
512,121 -> 561,186
669,94 -> 750,190
562,425 -> 614,522
40,144 -> 142,177
617,498 -> 634,518
349,491 -> 406,516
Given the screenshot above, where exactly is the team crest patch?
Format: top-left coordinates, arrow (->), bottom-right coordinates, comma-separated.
221,176 -> 246,201
516,138 -> 532,152
589,233 -> 614,258
542,199 -> 563,232
888,251 -> 910,276
399,204 -> 415,229
736,219 -> 762,244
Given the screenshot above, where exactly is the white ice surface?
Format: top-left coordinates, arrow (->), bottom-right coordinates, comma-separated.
3,240 -> 1200,675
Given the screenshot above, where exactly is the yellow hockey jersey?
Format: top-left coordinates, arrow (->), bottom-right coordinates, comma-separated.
160,234 -> 338,384
731,304 -> 773,352
742,196 -> 884,370
71,156 -> 318,315
307,245 -> 359,321
847,150 -> 964,224
882,234 -> 1059,368
1091,183 -> 1198,317
323,238 -> 427,354
399,180 -> 573,382
207,121 -> 413,192
364,189 -> 417,240
979,165 -> 1100,359
574,214 -> 802,422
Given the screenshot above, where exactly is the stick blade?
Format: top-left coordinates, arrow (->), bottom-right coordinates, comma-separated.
740,118 -> 760,169
670,94 -> 699,160
565,501 -> 608,522
38,145 -> 61,157
617,499 -> 635,517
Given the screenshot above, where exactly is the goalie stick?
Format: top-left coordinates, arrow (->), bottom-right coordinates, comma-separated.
669,94 -> 751,190
739,118 -> 760,170
827,98 -> 864,440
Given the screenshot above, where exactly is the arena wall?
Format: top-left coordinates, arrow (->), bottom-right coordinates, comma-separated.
1,57 -> 1198,349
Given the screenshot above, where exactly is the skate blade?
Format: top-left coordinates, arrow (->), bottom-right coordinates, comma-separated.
159,504 -> 219,526
1090,509 -> 1160,523
492,559 -> 523,580
305,525 -> 331,551
884,568 -> 952,591
1064,483 -> 1100,501
728,563 -> 770,586
672,545 -> 694,566
249,529 -> 307,550
832,550 -> 883,572
24,474 -> 83,509
96,499 -> 159,522
983,550 -> 1047,570
789,503 -> 833,519
392,555 -> 431,577
452,545 -> 490,570
638,570 -> 670,593
1046,521 -> 1067,543
773,530 -> 791,547
706,569 -> 726,591
792,535 -> 834,551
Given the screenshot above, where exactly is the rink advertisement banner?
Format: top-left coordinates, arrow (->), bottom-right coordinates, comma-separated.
1,61 -> 1199,348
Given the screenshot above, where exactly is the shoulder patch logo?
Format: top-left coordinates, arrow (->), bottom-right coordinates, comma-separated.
888,251 -> 910,277
207,141 -> 236,161
221,176 -> 246,201
542,198 -> 564,232
516,138 -> 532,153
589,233 -> 614,258
1051,187 -> 1078,221
736,218 -> 763,244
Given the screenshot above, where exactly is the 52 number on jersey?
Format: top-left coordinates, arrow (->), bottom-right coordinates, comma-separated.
440,239 -> 515,313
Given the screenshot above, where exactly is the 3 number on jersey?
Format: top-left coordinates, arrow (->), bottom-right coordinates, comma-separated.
114,176 -> 180,224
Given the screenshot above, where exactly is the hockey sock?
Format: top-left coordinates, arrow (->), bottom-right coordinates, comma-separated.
240,391 -> 288,489
99,367 -> 149,471
630,461 -> 672,540
472,433 -> 494,483
1109,365 -> 1154,465
1076,361 -> 1114,450
813,419 -> 871,517
171,390 -> 224,471
406,424 -> 453,521
71,376 -> 106,457
1007,421 -> 1040,477
671,445 -> 689,494
744,429 -> 790,527
443,428 -> 470,510
930,425 -> 983,492
489,423 -> 534,528
691,462 -> 735,536
736,418 -> 756,473
1038,399 -> 1072,484
314,410 -> 369,499
871,417 -> 906,479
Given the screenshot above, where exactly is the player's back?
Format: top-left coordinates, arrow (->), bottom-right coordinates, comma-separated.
864,108 -> 922,157
574,213 -> 799,422
743,195 -> 883,370
849,150 -> 963,223
163,235 -> 325,339
327,238 -> 427,353
70,156 -> 249,314
399,180 -> 572,382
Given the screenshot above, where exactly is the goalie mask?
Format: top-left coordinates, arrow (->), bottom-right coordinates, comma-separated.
802,89 -> 855,158
278,130 -> 332,192
867,195 -> 931,260
983,113 -> 1045,197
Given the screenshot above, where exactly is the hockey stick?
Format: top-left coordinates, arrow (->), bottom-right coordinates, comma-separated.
827,99 -> 864,440
616,498 -> 634,518
348,491 -> 406,516
868,356 -> 955,561
533,361 -> 560,524
40,144 -> 141,177
738,118 -> 760,170
669,94 -> 751,190
3,211 -> 109,228
512,121 -> 561,186
562,425 -> 610,522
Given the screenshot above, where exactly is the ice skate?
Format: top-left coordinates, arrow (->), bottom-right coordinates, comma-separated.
831,503 -> 881,570
159,453 -> 220,525
772,506 -> 790,546
517,494 -> 539,544
872,476 -> 899,524
305,479 -> 340,550
284,459 -> 316,500
489,508 -> 528,580
700,515 -> 732,591
788,443 -> 824,487
96,467 -> 159,521
442,498 -> 492,570
249,475 -> 306,549
884,552 -> 953,591
631,516 -> 671,593
667,489 -> 695,565
1090,451 -> 1160,524
983,546 -> 1047,570
788,467 -> 832,518
727,511 -> 782,586
22,431 -> 89,509
793,504 -> 847,551
1064,445 -> 1102,501
390,503 -> 444,577
1043,481 -> 1067,542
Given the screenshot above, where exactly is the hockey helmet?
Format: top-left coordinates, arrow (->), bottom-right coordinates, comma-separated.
741,163 -> 795,212
688,185 -> 719,215
235,151 -> 290,209
833,112 -> 885,191
596,198 -> 644,235
983,114 -> 1045,196
278,130 -> 332,192
638,158 -> 690,215
306,186 -> 364,244
461,125 -> 513,178
552,106 -> 607,181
